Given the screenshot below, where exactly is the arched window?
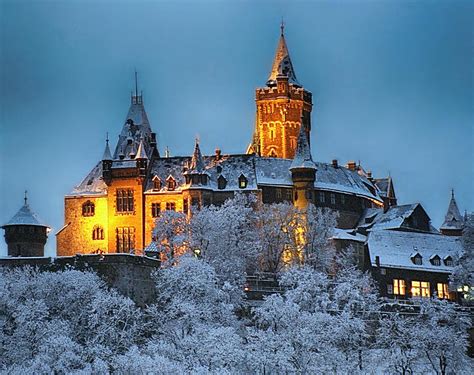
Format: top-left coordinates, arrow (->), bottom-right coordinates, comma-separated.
82,201 -> 95,217
217,175 -> 227,190
238,174 -> 248,189
92,225 -> 104,240
269,149 -> 277,158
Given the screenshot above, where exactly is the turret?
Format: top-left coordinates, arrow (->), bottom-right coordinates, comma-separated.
248,22 -> 313,159
184,140 -> 209,186
440,190 -> 464,236
102,136 -> 113,182
2,192 -> 50,257
290,122 -> 316,210
135,139 -> 148,177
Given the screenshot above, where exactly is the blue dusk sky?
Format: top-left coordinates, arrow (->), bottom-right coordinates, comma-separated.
0,0 -> 472,256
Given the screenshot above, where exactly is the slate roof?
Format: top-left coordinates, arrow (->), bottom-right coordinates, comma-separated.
3,204 -> 49,228
332,228 -> 367,243
368,230 -> 461,272
267,28 -> 300,86
68,162 -> 107,196
290,124 -> 316,171
357,204 -> 418,232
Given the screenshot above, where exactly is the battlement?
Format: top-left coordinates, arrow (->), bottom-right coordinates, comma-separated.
256,85 -> 312,102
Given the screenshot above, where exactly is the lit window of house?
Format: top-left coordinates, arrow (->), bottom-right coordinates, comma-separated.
165,202 -> 176,211
151,203 -> 161,217
411,281 -> 430,297
437,283 -> 450,299
393,279 -> 406,295
82,201 -> 95,217
92,225 -> 104,240
116,227 -> 135,253
330,193 -> 336,205
116,189 -> 134,213
239,174 -> 248,189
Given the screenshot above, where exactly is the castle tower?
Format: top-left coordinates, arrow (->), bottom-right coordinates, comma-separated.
248,23 -> 313,159
440,190 -> 464,236
290,123 -> 316,210
2,192 -> 50,257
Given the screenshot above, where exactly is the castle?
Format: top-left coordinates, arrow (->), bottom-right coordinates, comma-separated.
55,26 -> 397,256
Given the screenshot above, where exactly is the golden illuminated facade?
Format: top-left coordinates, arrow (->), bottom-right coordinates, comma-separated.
56,27 -> 390,256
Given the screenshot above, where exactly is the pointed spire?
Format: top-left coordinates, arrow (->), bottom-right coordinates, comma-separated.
135,138 -> 148,160
189,139 -> 205,172
129,142 -> 137,159
2,194 -> 48,228
440,189 -> 463,231
24,190 -> 28,206
267,23 -> 300,86
290,124 -> 316,170
102,134 -> 113,161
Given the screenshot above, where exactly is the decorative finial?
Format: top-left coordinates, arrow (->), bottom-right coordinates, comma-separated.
280,18 -> 285,36
134,70 -> 138,98
451,188 -> 455,199
106,132 -> 109,144
24,190 -> 28,205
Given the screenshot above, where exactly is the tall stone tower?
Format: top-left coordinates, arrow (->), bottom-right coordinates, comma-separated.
2,193 -> 50,257
248,24 -> 313,159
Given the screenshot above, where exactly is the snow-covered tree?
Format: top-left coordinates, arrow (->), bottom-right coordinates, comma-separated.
451,212 -> 474,300
152,210 -> 189,263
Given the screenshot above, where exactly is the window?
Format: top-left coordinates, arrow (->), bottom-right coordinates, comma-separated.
276,189 -> 282,199
116,189 -> 134,213
437,283 -> 450,299
166,202 -> 176,211
166,176 -> 176,191
151,203 -> 161,217
217,175 -> 227,190
269,149 -> 277,157
92,225 -> 104,240
430,255 -> 441,266
387,284 -> 393,294
269,128 -> 275,140
286,189 -> 292,200
116,227 -> 135,253
341,195 -> 346,205
393,279 -> 406,295
380,268 -> 386,275
183,198 -> 189,214
330,193 -> 336,205
319,191 -> 325,203
411,281 -> 430,297
152,176 -> 161,190
239,174 -> 248,189
444,256 -> 453,267
82,201 -> 95,217
411,253 -> 423,265
191,198 -> 200,210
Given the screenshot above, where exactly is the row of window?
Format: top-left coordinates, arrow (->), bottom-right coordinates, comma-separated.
388,279 -> 452,299
411,253 -> 453,267
318,191 -> 345,205
152,174 -> 248,191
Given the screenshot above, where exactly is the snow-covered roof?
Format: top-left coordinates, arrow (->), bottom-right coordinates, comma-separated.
3,203 -> 49,228
102,140 -> 112,161
368,230 -> 461,272
267,28 -> 300,86
332,228 -> 367,243
440,192 -> 464,231
136,139 -> 148,160
290,124 -> 316,171
358,204 -> 421,231
68,162 -> 107,196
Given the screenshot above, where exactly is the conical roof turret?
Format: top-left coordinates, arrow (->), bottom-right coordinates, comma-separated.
189,139 -> 205,172
267,23 -> 300,86
290,124 -> 316,171
2,193 -> 49,228
136,139 -> 148,160
102,138 -> 113,161
440,190 -> 463,231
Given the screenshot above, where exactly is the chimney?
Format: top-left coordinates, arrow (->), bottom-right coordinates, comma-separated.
367,170 -> 373,181
347,161 -> 356,171
332,159 -> 338,168
375,256 -> 380,267
215,148 -> 222,160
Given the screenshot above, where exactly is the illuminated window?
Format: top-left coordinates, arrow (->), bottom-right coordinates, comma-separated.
269,128 -> 275,140
437,283 -> 450,299
239,174 -> 248,189
393,279 -> 406,295
444,256 -> 453,267
217,175 -> 227,190
290,137 -> 296,150
330,193 -> 336,205
92,225 -> 104,240
319,191 -> 325,203
411,281 -> 430,297
166,176 -> 176,191
269,149 -> 277,157
116,227 -> 135,253
116,189 -> 134,213
82,201 -> 95,217
151,203 -> 161,217
152,176 -> 161,190
166,202 -> 176,211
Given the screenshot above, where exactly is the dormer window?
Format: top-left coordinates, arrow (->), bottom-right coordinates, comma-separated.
216,166 -> 222,173
430,255 -> 441,266
411,253 -> 423,265
166,176 -> 176,191
82,201 -> 95,217
238,174 -> 248,189
218,175 -> 227,190
152,176 -> 161,190
444,256 -> 453,267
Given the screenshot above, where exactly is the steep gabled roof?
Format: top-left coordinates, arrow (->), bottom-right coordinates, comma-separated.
267,25 -> 300,86
440,190 -> 464,230
136,139 -> 148,160
102,139 -> 112,161
188,140 -> 205,172
290,124 -> 316,171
